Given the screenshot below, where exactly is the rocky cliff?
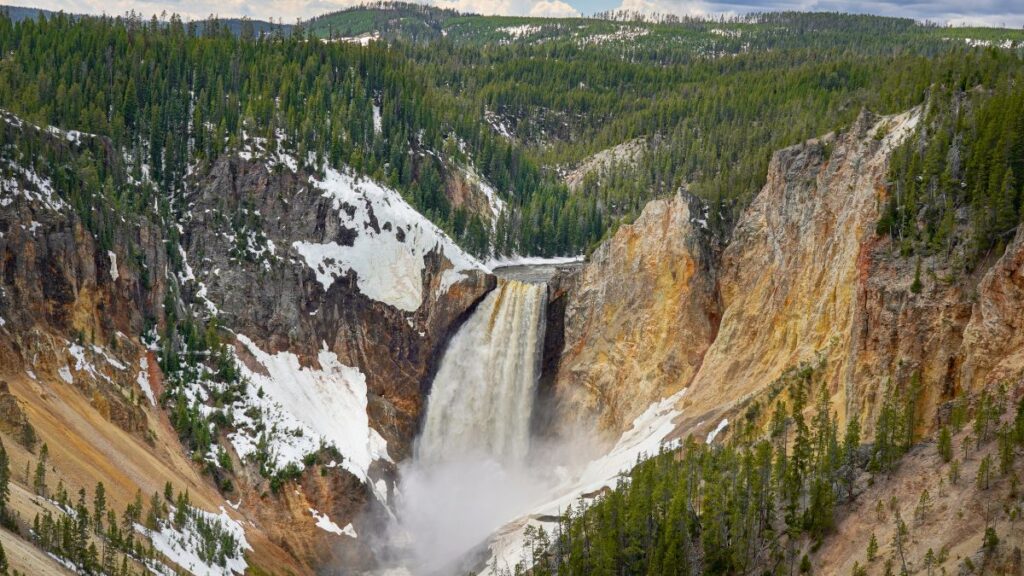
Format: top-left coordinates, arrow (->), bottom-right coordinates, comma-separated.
177,155 -> 494,569
546,191 -> 719,440
0,112 -> 493,574
181,156 -> 492,459
551,107 -> 1024,447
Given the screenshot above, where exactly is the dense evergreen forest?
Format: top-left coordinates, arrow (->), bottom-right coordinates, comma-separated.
0,6 -> 1022,258
508,368 -> 1024,576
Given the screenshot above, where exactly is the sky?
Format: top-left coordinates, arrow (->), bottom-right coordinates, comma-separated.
13,0 -> 1024,27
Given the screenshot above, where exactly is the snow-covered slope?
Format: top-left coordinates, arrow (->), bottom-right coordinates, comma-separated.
293,167 -> 484,312
231,334 -> 392,501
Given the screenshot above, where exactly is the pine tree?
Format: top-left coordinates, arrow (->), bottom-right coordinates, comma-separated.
913,489 -> 930,524
867,532 -> 878,561
33,443 -> 48,497
93,482 -> 106,534
976,455 -> 992,490
146,492 -> 163,530
841,417 -> 861,501
937,425 -> 952,463
923,548 -> 936,576
0,440 -> 9,519
892,511 -> 909,575
910,257 -> 922,294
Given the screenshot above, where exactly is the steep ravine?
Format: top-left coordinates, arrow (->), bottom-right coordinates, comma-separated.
530,107 -> 1024,572
0,111 -> 497,574
547,108 -> 946,445
6,101 -> 1024,576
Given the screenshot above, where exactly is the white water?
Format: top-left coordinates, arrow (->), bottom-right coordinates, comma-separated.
417,279 -> 547,465
384,269 -> 677,575
386,278 -> 551,575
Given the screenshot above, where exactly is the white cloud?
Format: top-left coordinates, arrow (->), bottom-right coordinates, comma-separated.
18,0 -> 1024,29
612,0 -> 712,17
433,0 -> 579,16
528,0 -> 581,17
607,0 -> 1024,27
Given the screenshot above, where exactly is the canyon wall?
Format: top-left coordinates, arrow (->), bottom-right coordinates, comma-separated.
549,192 -> 719,440
551,107 -> 1024,447
0,114 -> 493,574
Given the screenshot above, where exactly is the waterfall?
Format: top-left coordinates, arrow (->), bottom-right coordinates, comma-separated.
417,278 -> 547,465
389,277 -> 551,575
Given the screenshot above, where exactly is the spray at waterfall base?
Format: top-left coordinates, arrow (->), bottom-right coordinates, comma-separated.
371,277 -> 604,575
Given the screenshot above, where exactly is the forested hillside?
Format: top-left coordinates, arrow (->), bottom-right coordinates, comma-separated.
1,7 -> 1022,259
515,376 -> 1024,576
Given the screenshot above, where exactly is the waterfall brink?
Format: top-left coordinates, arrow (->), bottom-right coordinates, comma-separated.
417,279 -> 547,465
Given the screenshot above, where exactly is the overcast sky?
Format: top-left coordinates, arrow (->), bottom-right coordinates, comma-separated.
13,0 -> 1024,27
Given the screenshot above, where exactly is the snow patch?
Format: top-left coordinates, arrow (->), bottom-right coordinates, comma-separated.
484,109 -> 514,140
292,167 -> 483,310
372,103 -> 383,135
231,334 -> 391,498
68,343 -> 107,382
137,355 -> 156,406
484,254 -> 584,270
578,26 -> 648,46
137,506 -> 250,576
498,24 -> 542,39
324,32 -> 380,46
706,418 -> 728,444
57,366 -> 73,384
950,37 -> 1016,49
107,251 -> 119,282
309,508 -> 355,537
91,344 -> 127,370
0,161 -> 67,212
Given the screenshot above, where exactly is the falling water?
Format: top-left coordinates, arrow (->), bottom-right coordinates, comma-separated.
417,278 -> 547,465
383,278 -> 551,575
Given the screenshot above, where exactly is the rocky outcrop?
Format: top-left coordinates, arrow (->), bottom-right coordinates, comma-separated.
445,166 -> 504,227
0,380 -> 35,448
178,156 -> 493,570
681,110 -> 923,432
548,191 -> 719,440
550,109 -> 935,442
0,120 -> 167,439
959,227 -> 1024,390
181,157 -> 493,459
552,106 -> 1024,449
0,112 -> 494,574
563,138 -> 647,191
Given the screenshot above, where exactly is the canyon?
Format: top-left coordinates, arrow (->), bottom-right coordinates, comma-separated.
2,104 -> 1023,576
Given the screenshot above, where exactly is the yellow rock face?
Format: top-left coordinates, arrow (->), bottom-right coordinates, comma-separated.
552,109 -> 937,443
685,110 -> 923,432
960,226 -> 1024,390
551,192 -> 720,442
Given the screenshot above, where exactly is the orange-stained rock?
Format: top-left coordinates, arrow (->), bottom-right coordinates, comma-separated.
549,191 -> 720,442
959,226 -> 1024,390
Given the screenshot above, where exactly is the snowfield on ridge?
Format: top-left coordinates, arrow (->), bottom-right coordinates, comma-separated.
293,167 -> 484,312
